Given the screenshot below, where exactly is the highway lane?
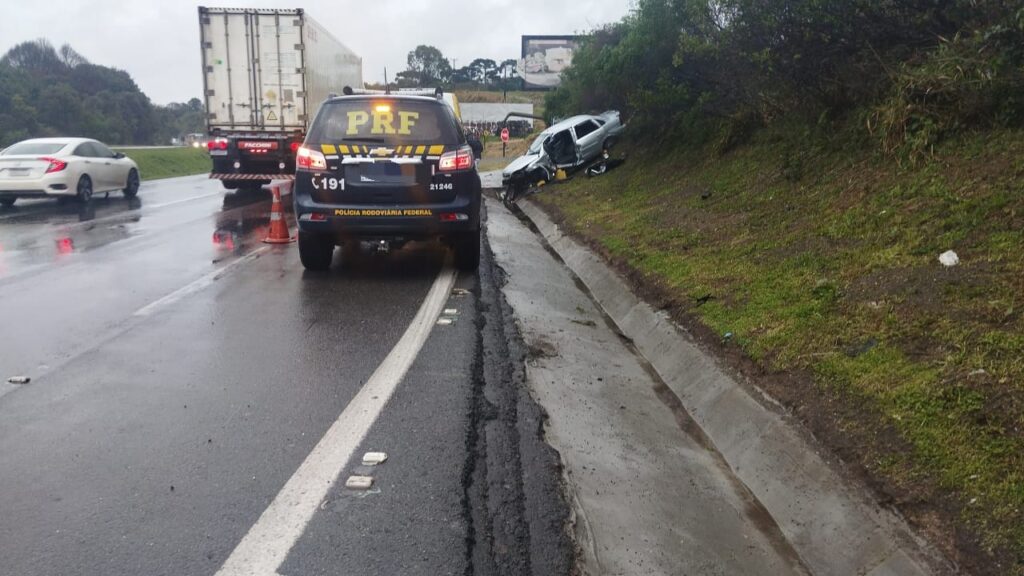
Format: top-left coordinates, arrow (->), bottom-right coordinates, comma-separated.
0,177 -> 569,576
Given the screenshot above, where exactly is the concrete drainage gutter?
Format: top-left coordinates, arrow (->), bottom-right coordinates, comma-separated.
516,198 -> 949,576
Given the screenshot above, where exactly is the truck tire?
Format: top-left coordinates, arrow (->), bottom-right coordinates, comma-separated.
298,231 -> 334,271
454,230 -> 480,272
221,181 -> 241,191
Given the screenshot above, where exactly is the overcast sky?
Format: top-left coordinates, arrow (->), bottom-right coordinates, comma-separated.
0,0 -> 634,105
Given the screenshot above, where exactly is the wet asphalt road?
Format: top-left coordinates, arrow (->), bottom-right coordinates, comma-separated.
0,177 -> 570,576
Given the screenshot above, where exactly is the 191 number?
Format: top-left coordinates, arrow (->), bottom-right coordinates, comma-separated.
311,177 -> 344,191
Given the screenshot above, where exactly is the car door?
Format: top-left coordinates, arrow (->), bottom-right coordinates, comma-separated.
72,142 -> 102,187
572,120 -> 603,163
543,130 -> 578,168
89,142 -> 124,190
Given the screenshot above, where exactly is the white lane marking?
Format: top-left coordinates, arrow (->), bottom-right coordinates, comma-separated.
133,247 -> 270,317
147,191 -> 222,209
215,264 -> 457,576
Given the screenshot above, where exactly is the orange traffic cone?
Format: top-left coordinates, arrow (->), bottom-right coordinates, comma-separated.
263,184 -> 295,244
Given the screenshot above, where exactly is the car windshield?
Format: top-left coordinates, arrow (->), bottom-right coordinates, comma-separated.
528,132 -> 550,154
1,142 -> 67,156
309,99 -> 459,146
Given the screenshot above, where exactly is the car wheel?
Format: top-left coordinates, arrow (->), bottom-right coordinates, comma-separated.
221,181 -> 241,191
502,185 -> 516,209
0,197 -> 15,208
76,175 -> 93,203
298,231 -> 334,271
454,229 -> 481,272
123,169 -> 140,198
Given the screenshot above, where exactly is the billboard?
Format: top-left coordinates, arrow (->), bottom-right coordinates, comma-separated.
518,35 -> 579,89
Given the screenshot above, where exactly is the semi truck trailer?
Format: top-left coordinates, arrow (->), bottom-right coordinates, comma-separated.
198,7 -> 363,189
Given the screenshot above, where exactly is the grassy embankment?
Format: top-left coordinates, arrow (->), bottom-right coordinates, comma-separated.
112,147 -> 211,181
535,126 -> 1024,571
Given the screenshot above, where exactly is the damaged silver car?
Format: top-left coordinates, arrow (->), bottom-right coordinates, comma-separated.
501,111 -> 624,202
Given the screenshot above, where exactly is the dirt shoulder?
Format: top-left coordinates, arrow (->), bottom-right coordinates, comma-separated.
530,129 -> 1024,576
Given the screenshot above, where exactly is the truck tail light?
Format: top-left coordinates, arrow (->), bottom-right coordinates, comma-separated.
296,146 -> 327,170
40,157 -> 67,173
207,138 -> 228,152
438,145 -> 474,172
289,141 -> 301,153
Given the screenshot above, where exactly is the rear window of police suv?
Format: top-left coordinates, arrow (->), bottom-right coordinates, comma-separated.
309,99 -> 461,147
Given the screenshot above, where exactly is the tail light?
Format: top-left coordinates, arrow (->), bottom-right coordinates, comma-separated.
289,141 -> 301,153
296,146 -> 327,170
206,138 -> 228,152
438,145 -> 474,172
40,157 -> 67,173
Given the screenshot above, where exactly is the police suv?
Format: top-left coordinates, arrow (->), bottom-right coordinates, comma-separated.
293,88 -> 481,272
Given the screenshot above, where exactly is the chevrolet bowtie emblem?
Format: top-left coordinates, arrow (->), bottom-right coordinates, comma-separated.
369,147 -> 394,157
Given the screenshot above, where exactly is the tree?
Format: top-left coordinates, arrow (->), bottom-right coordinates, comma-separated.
451,66 -> 474,85
58,44 -> 89,68
0,40 -> 204,146
405,45 -> 452,86
467,58 -> 497,85
1,39 -> 65,75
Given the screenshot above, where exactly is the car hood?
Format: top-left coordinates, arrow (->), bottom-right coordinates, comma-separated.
502,153 -> 542,176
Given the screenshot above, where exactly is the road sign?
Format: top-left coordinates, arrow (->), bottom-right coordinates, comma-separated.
501,128 -> 510,143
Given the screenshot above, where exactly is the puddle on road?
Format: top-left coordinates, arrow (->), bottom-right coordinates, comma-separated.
0,198 -> 145,277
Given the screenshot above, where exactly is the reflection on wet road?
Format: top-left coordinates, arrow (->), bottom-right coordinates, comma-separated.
0,177 -> 275,280
0,176 -> 286,379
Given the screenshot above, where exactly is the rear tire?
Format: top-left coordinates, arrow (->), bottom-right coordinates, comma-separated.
123,169 -> 140,198
76,175 -> 93,203
221,181 -> 241,191
0,198 -> 15,207
454,230 -> 481,272
298,231 -> 334,271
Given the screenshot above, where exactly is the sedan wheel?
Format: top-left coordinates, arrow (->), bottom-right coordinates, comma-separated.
76,175 -> 93,203
123,169 -> 140,198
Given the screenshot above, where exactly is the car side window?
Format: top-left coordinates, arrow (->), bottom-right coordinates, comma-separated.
73,143 -> 94,157
574,120 -> 599,139
93,142 -> 116,158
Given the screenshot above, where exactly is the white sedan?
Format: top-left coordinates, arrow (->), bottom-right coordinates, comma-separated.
0,138 -> 140,207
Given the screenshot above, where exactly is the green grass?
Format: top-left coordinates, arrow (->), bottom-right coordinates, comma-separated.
112,147 -> 211,181
536,126 -> 1024,572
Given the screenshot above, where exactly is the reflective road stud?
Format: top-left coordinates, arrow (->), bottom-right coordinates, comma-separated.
362,452 -> 388,466
345,476 -> 373,490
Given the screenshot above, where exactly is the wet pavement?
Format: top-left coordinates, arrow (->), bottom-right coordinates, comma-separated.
0,174 -> 902,576
0,176 -> 569,576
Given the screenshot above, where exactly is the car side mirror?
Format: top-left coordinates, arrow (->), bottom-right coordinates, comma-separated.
114,152 -> 126,159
